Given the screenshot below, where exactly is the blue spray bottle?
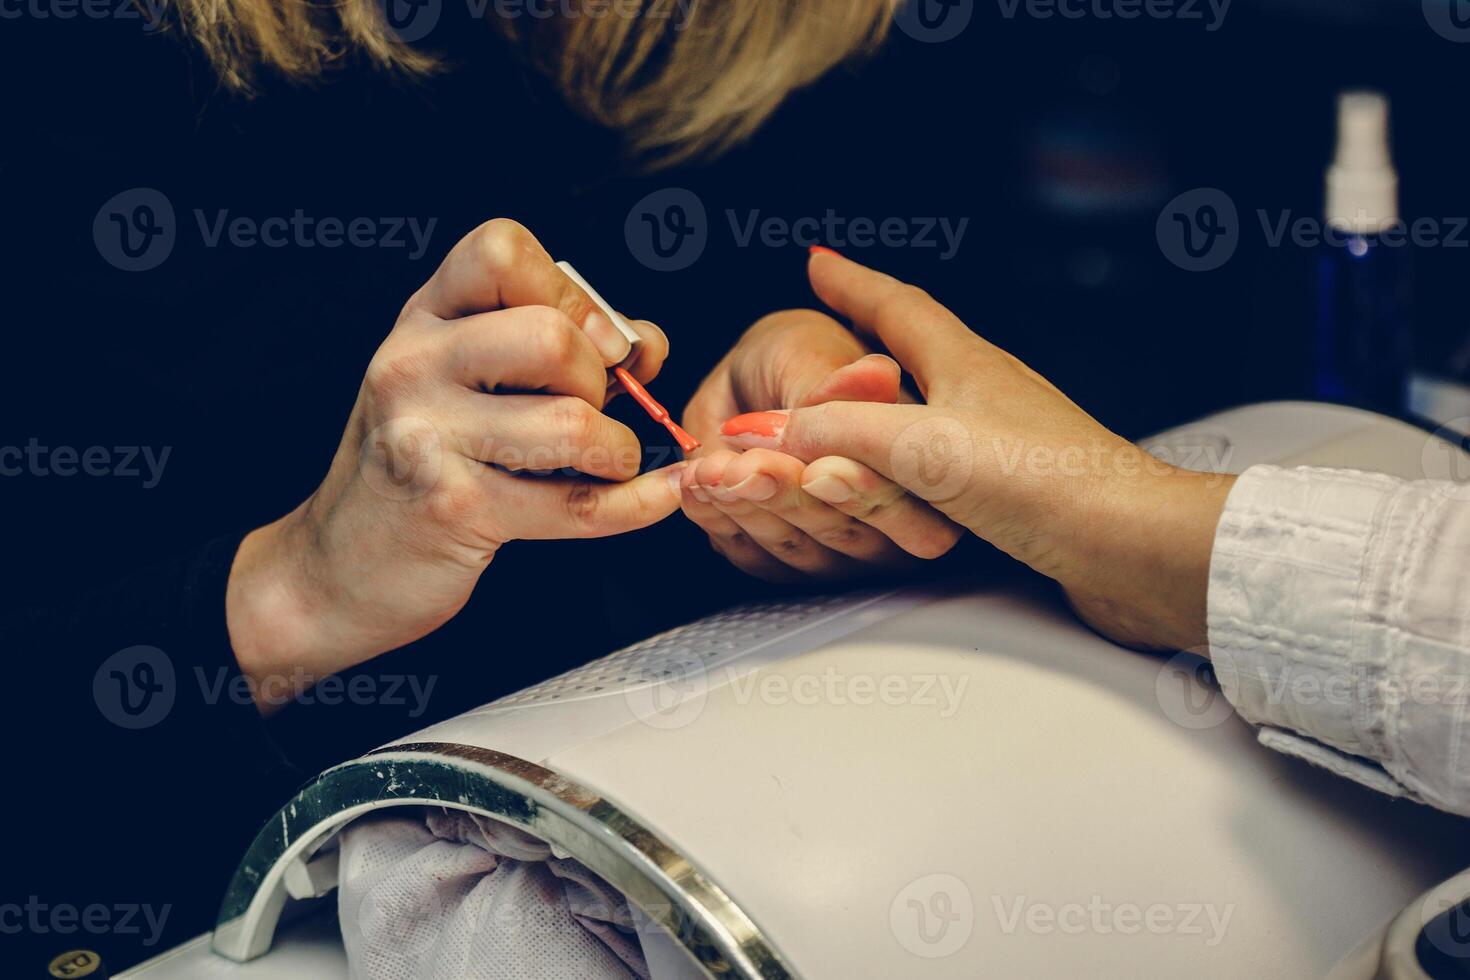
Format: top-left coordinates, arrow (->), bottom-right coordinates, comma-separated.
1314,91 -> 1413,414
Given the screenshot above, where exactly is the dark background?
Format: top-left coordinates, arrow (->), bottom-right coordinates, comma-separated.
3,0 -> 1470,969
4,0 -> 1468,750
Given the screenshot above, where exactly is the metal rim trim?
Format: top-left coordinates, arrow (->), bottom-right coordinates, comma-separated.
211,741 -> 794,980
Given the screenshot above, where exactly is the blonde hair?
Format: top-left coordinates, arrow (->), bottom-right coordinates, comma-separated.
174,0 -> 897,166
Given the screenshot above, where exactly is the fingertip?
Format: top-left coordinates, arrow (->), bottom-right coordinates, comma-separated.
714,448 -> 769,497
681,460 -> 711,503
627,467 -> 687,525
628,317 -> 669,352
624,318 -> 669,382
806,244 -> 851,300
733,447 -> 804,478
803,455 -> 879,493
801,454 -> 851,483
800,354 -> 902,408
861,352 -> 902,377
693,450 -> 736,489
660,462 -> 689,500
728,471 -> 781,503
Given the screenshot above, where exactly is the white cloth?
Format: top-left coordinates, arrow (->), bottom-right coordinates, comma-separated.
338,808 -> 648,980
1209,464 -> 1470,815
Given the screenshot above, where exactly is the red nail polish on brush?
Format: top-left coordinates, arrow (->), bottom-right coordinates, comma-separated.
615,366 -> 701,454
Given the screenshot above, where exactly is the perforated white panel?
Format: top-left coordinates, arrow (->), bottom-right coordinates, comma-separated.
391,587 -> 928,762
490,592 -> 892,710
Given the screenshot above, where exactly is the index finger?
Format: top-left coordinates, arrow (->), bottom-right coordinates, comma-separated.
807,249 -> 991,396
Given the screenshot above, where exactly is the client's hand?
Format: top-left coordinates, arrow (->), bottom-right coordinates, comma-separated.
721,251 -> 1236,651
681,309 -> 963,582
226,220 -> 683,710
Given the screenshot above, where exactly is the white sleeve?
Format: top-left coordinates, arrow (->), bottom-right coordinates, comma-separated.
1208,464 -> 1470,815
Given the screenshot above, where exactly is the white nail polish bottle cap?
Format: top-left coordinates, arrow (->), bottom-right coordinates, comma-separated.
557,261 -> 644,347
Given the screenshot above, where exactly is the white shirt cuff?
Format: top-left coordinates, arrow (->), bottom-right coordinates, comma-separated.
1207,464 -> 1421,802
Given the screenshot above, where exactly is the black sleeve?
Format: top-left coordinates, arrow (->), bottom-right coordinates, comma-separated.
4,532 -> 307,975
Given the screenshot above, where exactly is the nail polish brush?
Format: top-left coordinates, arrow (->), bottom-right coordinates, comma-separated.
557,261 -> 701,454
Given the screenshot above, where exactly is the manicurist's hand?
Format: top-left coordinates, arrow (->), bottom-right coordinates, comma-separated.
225,220 -> 682,711
721,251 -> 1237,652
680,306 -> 964,582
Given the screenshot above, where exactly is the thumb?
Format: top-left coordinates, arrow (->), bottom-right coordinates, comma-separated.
503,465 -> 686,540
798,353 -> 902,408
721,405 -> 975,506
733,310 -> 875,409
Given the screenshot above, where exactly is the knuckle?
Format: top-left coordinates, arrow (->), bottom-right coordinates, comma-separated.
772,534 -> 809,557
848,485 -> 901,521
470,218 -> 530,271
710,529 -> 751,556
791,404 -> 856,461
899,282 -> 933,305
564,481 -> 600,528
424,480 -> 478,526
561,293 -> 598,332
815,520 -> 867,550
550,398 -> 599,447
529,309 -> 581,362
364,348 -> 431,402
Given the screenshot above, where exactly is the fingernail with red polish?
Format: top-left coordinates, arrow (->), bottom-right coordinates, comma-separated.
809,245 -> 841,258
720,411 -> 789,448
